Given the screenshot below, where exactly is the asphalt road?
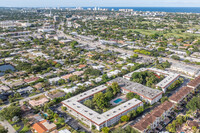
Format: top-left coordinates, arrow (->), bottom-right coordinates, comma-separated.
0,86 -> 63,110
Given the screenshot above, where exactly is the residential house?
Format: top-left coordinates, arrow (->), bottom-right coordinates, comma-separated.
32,120 -> 57,133
24,77 -> 40,84
0,85 -> 10,93
49,77 -> 61,85
187,75 -> 200,89
17,86 -> 34,95
132,101 -> 174,133
29,97 -> 49,107
169,86 -> 193,104
46,91 -> 66,100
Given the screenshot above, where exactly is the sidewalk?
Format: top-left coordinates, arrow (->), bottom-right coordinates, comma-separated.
0,120 -> 16,133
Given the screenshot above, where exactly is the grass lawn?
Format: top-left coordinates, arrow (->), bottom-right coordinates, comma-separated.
19,125 -> 30,133
13,124 -> 21,131
32,94 -> 46,100
29,93 -> 36,97
8,120 -> 15,125
124,29 -> 160,35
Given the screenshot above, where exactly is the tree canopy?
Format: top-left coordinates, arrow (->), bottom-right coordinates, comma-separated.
186,96 -> 200,111
0,105 -> 21,121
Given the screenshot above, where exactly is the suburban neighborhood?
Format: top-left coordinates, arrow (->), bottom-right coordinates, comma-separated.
0,6 -> 199,133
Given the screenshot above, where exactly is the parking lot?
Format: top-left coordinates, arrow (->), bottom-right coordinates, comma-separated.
50,104 -> 90,133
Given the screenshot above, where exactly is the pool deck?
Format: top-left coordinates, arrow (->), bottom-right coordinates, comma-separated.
110,95 -> 127,106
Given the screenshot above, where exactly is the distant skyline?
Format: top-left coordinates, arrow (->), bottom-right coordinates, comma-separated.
0,0 -> 200,7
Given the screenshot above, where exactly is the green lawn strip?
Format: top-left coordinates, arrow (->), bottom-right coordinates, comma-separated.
13,124 -> 21,131
19,125 -> 30,133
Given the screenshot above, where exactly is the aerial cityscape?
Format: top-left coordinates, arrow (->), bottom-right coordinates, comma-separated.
0,1 -> 200,133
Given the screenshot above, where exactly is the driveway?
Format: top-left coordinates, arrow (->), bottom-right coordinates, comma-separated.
0,120 -> 16,133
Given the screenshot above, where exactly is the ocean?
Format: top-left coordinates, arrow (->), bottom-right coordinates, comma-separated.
83,7 -> 200,13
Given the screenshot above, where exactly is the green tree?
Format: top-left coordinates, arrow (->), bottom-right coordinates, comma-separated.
126,92 -> 135,100
136,106 -> 144,114
84,100 -> 93,109
121,115 -> 129,122
131,110 -> 137,118
102,74 -> 109,82
93,92 -> 108,109
70,41 -> 78,49
105,91 -> 114,101
186,96 -> 200,111
166,123 -> 176,133
161,96 -> 168,103
91,125 -> 96,130
54,113 -> 59,121
0,105 -> 21,121
84,68 -> 101,76
102,127 -> 110,133
111,82 -> 120,95
171,55 -> 180,60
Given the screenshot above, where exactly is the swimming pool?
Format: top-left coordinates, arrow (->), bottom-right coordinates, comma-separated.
113,98 -> 123,104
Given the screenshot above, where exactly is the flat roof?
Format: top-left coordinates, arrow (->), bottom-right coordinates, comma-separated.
108,77 -> 162,100
149,68 -> 180,88
62,84 -> 142,126
100,98 -> 141,122
123,67 -> 180,89
66,85 -> 107,102
171,63 -> 200,74
125,82 -> 162,100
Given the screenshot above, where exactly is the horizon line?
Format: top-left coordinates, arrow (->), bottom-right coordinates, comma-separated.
1,6 -> 200,8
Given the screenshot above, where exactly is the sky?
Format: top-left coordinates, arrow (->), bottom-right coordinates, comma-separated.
0,0 -> 200,7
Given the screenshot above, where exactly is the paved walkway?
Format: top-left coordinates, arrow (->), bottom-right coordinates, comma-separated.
17,122 -> 24,132
0,120 -> 16,133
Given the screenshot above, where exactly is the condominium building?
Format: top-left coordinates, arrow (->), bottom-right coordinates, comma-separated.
107,77 -> 163,105
61,85 -> 143,131
123,68 -> 180,92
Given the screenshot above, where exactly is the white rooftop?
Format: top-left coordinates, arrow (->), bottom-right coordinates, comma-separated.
123,67 -> 180,90
62,84 -> 142,125
108,77 -> 162,99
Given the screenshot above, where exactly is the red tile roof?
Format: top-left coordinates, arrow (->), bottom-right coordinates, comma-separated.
169,86 -> 193,103
24,77 -> 40,83
133,114 -> 156,131
187,75 -> 200,88
133,101 -> 174,132
61,74 -> 73,79
32,120 -> 47,133
78,64 -> 86,69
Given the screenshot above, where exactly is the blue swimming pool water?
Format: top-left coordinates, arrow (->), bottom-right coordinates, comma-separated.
113,98 -> 123,104
44,113 -> 48,117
